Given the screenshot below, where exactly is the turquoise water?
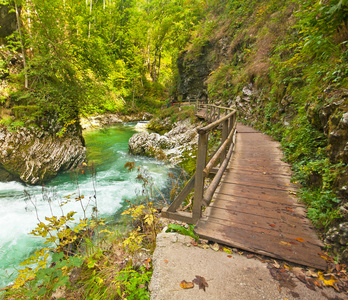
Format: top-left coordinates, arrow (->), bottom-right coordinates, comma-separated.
0,123 -> 172,288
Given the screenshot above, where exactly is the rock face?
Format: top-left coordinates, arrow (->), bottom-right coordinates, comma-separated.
0,126 -> 86,184
325,222 -> 348,263
80,112 -> 152,130
129,120 -> 199,164
0,5 -> 17,44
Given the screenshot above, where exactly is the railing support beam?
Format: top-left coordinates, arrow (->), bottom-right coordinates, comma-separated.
192,131 -> 208,223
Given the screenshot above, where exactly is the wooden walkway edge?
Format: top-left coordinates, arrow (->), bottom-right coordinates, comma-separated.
194,124 -> 327,270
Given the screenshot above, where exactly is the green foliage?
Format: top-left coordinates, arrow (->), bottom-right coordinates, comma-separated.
166,224 -> 199,241
1,0 -> 206,130
114,266 -> 151,300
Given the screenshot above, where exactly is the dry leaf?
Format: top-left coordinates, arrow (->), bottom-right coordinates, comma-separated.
247,254 -> 255,259
296,238 -> 304,242
280,241 -> 291,246
142,258 -> 151,270
192,275 -> 209,291
164,259 -> 168,264
269,223 -> 276,227
305,269 -> 318,278
190,240 -> 198,246
318,272 -> 338,287
286,208 -> 294,212
273,260 -> 281,269
210,243 -> 220,252
292,267 -> 307,284
180,280 -> 194,289
227,255 -> 232,258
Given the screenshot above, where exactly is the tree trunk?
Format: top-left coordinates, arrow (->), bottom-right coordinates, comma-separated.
14,1 -> 28,89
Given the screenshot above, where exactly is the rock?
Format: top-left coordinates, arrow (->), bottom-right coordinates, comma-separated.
80,112 -> 153,130
129,119 -> 199,164
242,84 -> 254,96
325,222 -> 348,262
0,126 -> 86,184
0,5 -> 17,44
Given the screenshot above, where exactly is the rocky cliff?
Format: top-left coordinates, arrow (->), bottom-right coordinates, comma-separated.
0,125 -> 86,185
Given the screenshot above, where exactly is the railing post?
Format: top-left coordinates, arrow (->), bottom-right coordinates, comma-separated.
220,119 -> 229,164
193,131 -> 208,223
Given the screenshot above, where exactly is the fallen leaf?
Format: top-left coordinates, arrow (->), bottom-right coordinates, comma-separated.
142,258 -> 151,270
286,208 -> 294,212
254,222 -> 258,225
227,255 -> 232,258
289,241 -> 297,245
296,238 -> 304,242
335,264 -> 342,272
292,267 -> 307,284
180,280 -> 194,289
273,260 -> 280,269
318,272 -> 338,287
223,247 -> 232,254
164,259 -> 168,264
210,243 -> 220,252
190,240 -> 198,246
192,275 -> 208,291
247,254 -> 254,259
319,253 -> 329,260
280,241 -> 291,246
305,269 -> 318,278
269,224 -> 276,227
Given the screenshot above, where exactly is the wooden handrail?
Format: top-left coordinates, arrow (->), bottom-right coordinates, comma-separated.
161,101 -> 237,224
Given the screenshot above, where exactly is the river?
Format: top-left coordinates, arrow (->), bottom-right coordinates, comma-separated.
0,122 -> 174,288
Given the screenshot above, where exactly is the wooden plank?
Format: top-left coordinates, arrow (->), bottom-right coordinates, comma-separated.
219,180 -> 297,192
226,168 -> 292,178
198,215 -> 322,247
194,221 -> 327,270
161,208 -> 193,224
216,184 -> 299,204
166,174 -> 195,212
212,192 -> 305,208
202,141 -> 235,206
202,206 -> 316,237
192,132 -> 208,223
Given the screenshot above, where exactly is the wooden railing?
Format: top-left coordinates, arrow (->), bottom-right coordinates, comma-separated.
161,103 -> 237,224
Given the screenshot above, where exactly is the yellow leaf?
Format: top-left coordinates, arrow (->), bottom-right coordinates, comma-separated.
318,272 -> 338,287
223,247 -> 232,254
180,280 -> 194,289
280,241 -> 291,246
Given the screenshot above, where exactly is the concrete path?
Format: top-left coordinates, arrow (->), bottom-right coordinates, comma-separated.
150,232 -> 343,300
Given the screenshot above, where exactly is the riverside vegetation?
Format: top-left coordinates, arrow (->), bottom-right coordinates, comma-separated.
1,164 -> 165,299
0,0 -> 348,297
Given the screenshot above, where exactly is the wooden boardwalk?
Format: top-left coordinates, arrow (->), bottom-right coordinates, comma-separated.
194,124 -> 327,269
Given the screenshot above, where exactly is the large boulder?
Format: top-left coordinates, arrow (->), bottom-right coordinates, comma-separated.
0,126 -> 86,184
129,120 -> 199,164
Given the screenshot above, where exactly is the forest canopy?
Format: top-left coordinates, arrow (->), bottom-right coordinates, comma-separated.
0,0 -> 205,130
